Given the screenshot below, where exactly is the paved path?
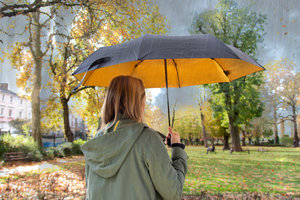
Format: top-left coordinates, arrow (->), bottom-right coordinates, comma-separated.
0,157 -> 84,177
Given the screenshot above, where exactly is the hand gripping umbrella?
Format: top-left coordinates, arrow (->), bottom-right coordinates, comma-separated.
72,34 -> 264,127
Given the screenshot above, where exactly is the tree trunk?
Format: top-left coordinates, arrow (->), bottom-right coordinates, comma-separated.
223,82 -> 242,152
200,106 -> 208,147
171,104 -> 176,128
293,121 -> 299,147
229,116 -> 243,152
223,134 -> 230,150
273,105 -> 279,144
280,119 -> 285,137
188,133 -> 192,146
31,11 -> 42,147
248,136 -> 252,145
292,106 -> 299,147
248,132 -> 252,145
241,130 -> 246,146
61,97 -> 74,142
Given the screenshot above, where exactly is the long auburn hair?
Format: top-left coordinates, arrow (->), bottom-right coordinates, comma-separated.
101,76 -> 145,129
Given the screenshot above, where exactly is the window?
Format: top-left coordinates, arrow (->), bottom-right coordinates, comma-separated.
0,108 -> 4,116
9,109 -> 12,117
10,96 -> 13,103
19,111 -> 22,118
2,94 -> 4,102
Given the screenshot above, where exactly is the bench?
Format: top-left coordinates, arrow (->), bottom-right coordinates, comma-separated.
230,149 -> 250,154
4,152 -> 30,162
257,147 -> 268,152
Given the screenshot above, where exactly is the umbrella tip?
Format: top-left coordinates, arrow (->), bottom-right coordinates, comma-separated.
224,70 -> 230,76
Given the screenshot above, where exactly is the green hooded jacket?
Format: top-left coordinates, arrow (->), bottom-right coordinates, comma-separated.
81,118 -> 188,200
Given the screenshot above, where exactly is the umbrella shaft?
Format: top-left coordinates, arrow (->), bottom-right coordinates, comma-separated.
164,59 -> 171,127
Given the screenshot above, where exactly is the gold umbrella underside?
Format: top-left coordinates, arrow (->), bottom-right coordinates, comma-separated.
73,58 -> 263,88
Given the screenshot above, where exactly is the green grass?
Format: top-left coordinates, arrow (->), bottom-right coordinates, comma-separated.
2,146 -> 299,198
182,146 -> 300,196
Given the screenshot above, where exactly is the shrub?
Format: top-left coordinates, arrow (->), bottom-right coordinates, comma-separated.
281,135 -> 293,147
27,150 -> 43,161
51,146 -> 64,158
267,138 -> 274,144
72,139 -> 86,155
0,134 -> 42,160
57,142 -> 73,157
44,147 -> 56,159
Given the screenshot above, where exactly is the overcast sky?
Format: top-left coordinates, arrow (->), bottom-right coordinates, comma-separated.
0,0 -> 299,99
151,0 -> 300,111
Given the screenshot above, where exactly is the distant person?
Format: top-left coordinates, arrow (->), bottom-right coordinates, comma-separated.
81,76 -> 188,200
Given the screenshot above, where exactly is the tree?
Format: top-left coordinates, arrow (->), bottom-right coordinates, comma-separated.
281,71 -> 299,147
9,118 -> 30,134
3,0 -> 168,144
70,0 -> 168,136
46,3 -> 110,141
208,115 -> 229,147
264,59 -> 299,146
173,106 -> 201,145
197,87 -> 210,147
6,10 -> 52,147
248,115 -> 272,143
144,91 -> 166,132
190,0 -> 266,151
73,87 -> 106,135
0,0 -> 90,17
208,94 -> 231,149
263,60 -> 286,144
275,60 -> 299,147
2,0 -> 100,147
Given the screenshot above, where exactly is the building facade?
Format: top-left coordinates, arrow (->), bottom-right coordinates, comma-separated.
0,83 -> 31,133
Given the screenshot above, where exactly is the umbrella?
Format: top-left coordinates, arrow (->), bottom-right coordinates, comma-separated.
72,34 -> 264,126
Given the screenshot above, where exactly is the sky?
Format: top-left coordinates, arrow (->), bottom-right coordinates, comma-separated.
151,0 -> 300,111
0,0 -> 299,103
152,0 -> 300,68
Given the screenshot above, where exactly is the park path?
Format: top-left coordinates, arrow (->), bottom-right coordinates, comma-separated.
0,156 -> 84,177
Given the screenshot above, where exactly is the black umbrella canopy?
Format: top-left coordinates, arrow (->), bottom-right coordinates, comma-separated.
72,34 -> 264,88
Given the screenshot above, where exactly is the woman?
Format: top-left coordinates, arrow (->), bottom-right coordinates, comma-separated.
81,76 -> 188,200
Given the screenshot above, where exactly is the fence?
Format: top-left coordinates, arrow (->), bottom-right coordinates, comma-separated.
42,134 -> 66,147
42,133 -> 88,147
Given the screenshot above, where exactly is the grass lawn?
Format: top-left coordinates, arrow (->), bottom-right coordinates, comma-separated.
0,146 -> 299,199
183,146 -> 300,197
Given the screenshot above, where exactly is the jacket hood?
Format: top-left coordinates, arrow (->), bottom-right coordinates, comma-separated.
81,119 -> 146,178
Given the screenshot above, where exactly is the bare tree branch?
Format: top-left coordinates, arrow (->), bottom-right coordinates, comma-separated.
67,86 -> 94,101
49,43 -> 57,76
0,0 -> 92,18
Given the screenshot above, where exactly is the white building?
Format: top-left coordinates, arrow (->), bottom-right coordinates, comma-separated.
0,83 -> 31,133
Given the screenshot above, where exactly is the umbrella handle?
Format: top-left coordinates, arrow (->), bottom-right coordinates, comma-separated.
164,59 -> 171,127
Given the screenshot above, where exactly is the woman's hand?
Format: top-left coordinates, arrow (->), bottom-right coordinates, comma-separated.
168,127 -> 181,144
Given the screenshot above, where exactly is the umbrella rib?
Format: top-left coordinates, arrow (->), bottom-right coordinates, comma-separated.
130,60 -> 144,76
71,66 -> 96,93
211,58 -> 230,82
172,59 -> 181,88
